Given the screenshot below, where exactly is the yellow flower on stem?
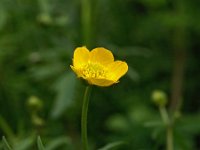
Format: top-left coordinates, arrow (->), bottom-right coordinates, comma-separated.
70,46 -> 128,87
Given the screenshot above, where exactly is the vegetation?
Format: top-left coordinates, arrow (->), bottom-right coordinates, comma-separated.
0,0 -> 200,149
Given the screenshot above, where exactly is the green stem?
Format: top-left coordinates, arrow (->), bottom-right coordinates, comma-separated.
81,0 -> 92,47
167,126 -> 173,150
159,106 -> 173,150
159,106 -> 170,125
81,85 -> 92,150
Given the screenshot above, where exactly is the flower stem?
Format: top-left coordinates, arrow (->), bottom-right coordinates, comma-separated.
81,85 -> 92,150
159,106 -> 170,125
159,106 -> 173,150
167,126 -> 173,150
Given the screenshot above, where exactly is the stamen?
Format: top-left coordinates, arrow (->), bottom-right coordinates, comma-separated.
81,63 -> 107,78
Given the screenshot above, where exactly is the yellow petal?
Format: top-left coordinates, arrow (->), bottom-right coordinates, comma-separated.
90,47 -> 114,66
73,46 -> 90,68
107,61 -> 128,81
87,78 -> 116,87
70,65 -> 82,77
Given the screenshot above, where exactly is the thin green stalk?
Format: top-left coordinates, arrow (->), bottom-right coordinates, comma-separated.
2,136 -> 12,150
159,106 -> 173,150
167,126 -> 173,150
81,85 -> 92,150
81,0 -> 92,47
159,106 -> 170,125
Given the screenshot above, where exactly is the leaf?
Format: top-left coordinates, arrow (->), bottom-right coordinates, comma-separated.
2,136 -> 12,150
15,136 -> 35,150
0,142 -> 4,149
51,72 -> 77,119
0,115 -> 15,139
106,114 -> 129,132
98,141 -> 126,150
140,0 -> 167,8
37,136 -> 45,150
144,120 -> 163,128
176,113 -> 200,135
31,64 -> 63,80
46,137 -> 71,150
37,0 -> 51,14
127,66 -> 140,82
0,5 -> 7,30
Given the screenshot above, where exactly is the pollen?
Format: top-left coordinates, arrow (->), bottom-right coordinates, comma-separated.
81,62 -> 107,78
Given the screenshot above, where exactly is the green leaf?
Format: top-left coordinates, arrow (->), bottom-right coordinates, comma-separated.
37,0 -> 51,14
2,136 -> 12,150
51,72 -> 77,119
106,114 -> 129,132
176,113 -> 200,135
15,136 -> 35,150
0,115 -> 15,139
31,64 -> 63,80
98,141 -> 126,150
0,5 -> 7,30
127,66 -> 140,82
37,136 -> 45,150
144,120 -> 163,128
46,137 -> 71,150
0,142 -> 4,149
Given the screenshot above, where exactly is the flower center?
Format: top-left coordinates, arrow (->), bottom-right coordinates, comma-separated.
81,62 -> 107,78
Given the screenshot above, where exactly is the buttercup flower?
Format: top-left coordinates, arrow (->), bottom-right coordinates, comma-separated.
70,46 -> 128,87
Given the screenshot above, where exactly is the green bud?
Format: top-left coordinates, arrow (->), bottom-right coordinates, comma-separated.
32,115 -> 44,127
55,15 -> 69,26
37,13 -> 52,25
27,96 -> 43,111
152,90 -> 167,107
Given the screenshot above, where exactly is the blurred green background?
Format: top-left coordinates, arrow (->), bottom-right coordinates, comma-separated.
0,0 -> 200,149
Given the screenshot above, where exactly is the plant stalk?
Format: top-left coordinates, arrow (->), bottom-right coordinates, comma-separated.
81,85 -> 92,150
81,0 -> 92,47
159,106 -> 170,125
167,126 -> 173,150
159,106 -> 173,150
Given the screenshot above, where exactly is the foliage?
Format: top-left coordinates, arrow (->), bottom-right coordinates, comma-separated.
0,0 -> 200,149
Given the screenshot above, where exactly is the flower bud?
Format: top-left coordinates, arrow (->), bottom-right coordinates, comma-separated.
27,96 -> 43,111
32,115 -> 44,127
37,13 -> 52,25
152,90 -> 167,107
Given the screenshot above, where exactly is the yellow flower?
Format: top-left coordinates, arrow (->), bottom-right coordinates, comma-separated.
70,46 -> 128,87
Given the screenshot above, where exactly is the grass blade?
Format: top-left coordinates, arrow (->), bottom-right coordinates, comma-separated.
98,141 -> 126,150
2,136 -> 12,150
37,136 -> 45,150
